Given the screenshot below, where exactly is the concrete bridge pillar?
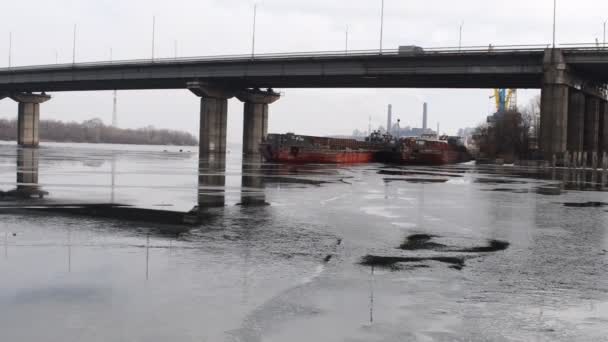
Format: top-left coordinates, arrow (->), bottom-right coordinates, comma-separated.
236,89 -> 280,156
599,101 -> 608,156
567,90 -> 585,154
9,93 -> 51,147
188,82 -> 234,156
584,96 -> 600,157
540,84 -> 569,159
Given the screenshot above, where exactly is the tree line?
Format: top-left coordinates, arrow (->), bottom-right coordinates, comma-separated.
472,96 -> 541,162
0,118 -> 198,146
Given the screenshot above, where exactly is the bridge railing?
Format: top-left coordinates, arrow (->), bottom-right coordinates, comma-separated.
0,44 -> 553,72
559,43 -> 608,52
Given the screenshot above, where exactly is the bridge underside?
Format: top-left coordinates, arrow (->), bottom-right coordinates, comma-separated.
0,74 -> 543,92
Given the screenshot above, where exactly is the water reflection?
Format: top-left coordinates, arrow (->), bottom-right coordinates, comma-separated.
1,147 -> 47,199
197,154 -> 226,208
240,155 -> 268,206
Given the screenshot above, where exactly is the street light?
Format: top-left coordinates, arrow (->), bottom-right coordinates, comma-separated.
458,21 -> 464,51
379,0 -> 385,54
72,24 -> 77,64
8,32 -> 11,68
151,16 -> 156,60
552,0 -> 557,48
345,26 -> 349,55
251,3 -> 257,58
603,21 -> 607,49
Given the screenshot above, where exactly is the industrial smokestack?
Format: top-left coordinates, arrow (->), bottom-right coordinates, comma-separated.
423,102 -> 428,131
387,104 -> 392,135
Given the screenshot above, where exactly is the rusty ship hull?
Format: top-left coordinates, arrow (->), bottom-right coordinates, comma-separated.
261,133 -> 378,164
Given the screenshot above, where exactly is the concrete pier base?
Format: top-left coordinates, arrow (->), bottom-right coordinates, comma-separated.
237,89 -> 280,156
188,82 -> 234,156
10,93 -> 51,147
584,96 -> 600,159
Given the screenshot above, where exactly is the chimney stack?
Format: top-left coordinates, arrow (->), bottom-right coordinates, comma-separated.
387,104 -> 392,135
422,102 -> 428,131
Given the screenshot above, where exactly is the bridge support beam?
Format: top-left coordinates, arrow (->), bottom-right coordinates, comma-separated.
584,96 -> 600,158
567,90 -> 585,154
10,93 -> 51,147
237,89 -> 281,156
188,82 -> 234,156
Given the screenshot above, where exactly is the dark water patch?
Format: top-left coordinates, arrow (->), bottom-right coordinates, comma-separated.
0,203 -> 200,231
482,188 -> 530,194
453,240 -> 510,253
563,202 -> 608,208
236,201 -> 271,207
475,178 -> 527,185
535,186 -> 562,196
360,255 -> 466,270
261,176 -> 328,186
399,234 -> 446,251
379,170 -> 463,178
384,178 -> 449,184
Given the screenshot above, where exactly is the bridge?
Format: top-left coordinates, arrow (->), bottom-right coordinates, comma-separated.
1,44 -> 608,162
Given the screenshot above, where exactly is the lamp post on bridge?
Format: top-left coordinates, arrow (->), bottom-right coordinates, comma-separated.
72,24 -> 77,64
8,32 -> 11,68
251,3 -> 257,59
379,0 -> 384,54
602,20 -> 608,49
458,21 -> 464,51
151,16 -> 156,61
345,26 -> 349,55
552,0 -> 557,48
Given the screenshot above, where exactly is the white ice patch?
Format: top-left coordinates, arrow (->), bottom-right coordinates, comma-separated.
299,264 -> 325,285
392,222 -> 417,228
360,206 -> 402,219
447,178 -> 469,185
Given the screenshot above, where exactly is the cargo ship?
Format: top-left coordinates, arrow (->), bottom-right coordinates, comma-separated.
260,133 -> 386,164
378,135 -> 472,165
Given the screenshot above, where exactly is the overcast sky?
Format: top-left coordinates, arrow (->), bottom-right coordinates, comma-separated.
1,0 -> 607,142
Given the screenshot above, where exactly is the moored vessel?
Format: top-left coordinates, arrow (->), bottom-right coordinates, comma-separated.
260,133 -> 380,164
377,135 -> 471,165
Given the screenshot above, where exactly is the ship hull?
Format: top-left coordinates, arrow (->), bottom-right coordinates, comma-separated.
398,150 -> 466,165
262,147 -> 375,164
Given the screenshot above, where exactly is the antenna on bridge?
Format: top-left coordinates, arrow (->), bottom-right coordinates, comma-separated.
112,90 -> 118,127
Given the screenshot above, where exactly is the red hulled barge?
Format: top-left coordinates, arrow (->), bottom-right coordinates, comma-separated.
260,133 -> 386,164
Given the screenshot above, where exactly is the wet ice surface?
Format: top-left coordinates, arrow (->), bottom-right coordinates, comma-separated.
1,142 -> 608,341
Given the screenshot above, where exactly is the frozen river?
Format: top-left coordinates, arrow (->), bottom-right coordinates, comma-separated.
0,142 -> 607,341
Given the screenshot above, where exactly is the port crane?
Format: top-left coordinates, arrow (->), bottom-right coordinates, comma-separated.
491,89 -> 517,113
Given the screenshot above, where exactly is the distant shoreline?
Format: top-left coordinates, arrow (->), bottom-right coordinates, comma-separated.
0,118 -> 198,146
